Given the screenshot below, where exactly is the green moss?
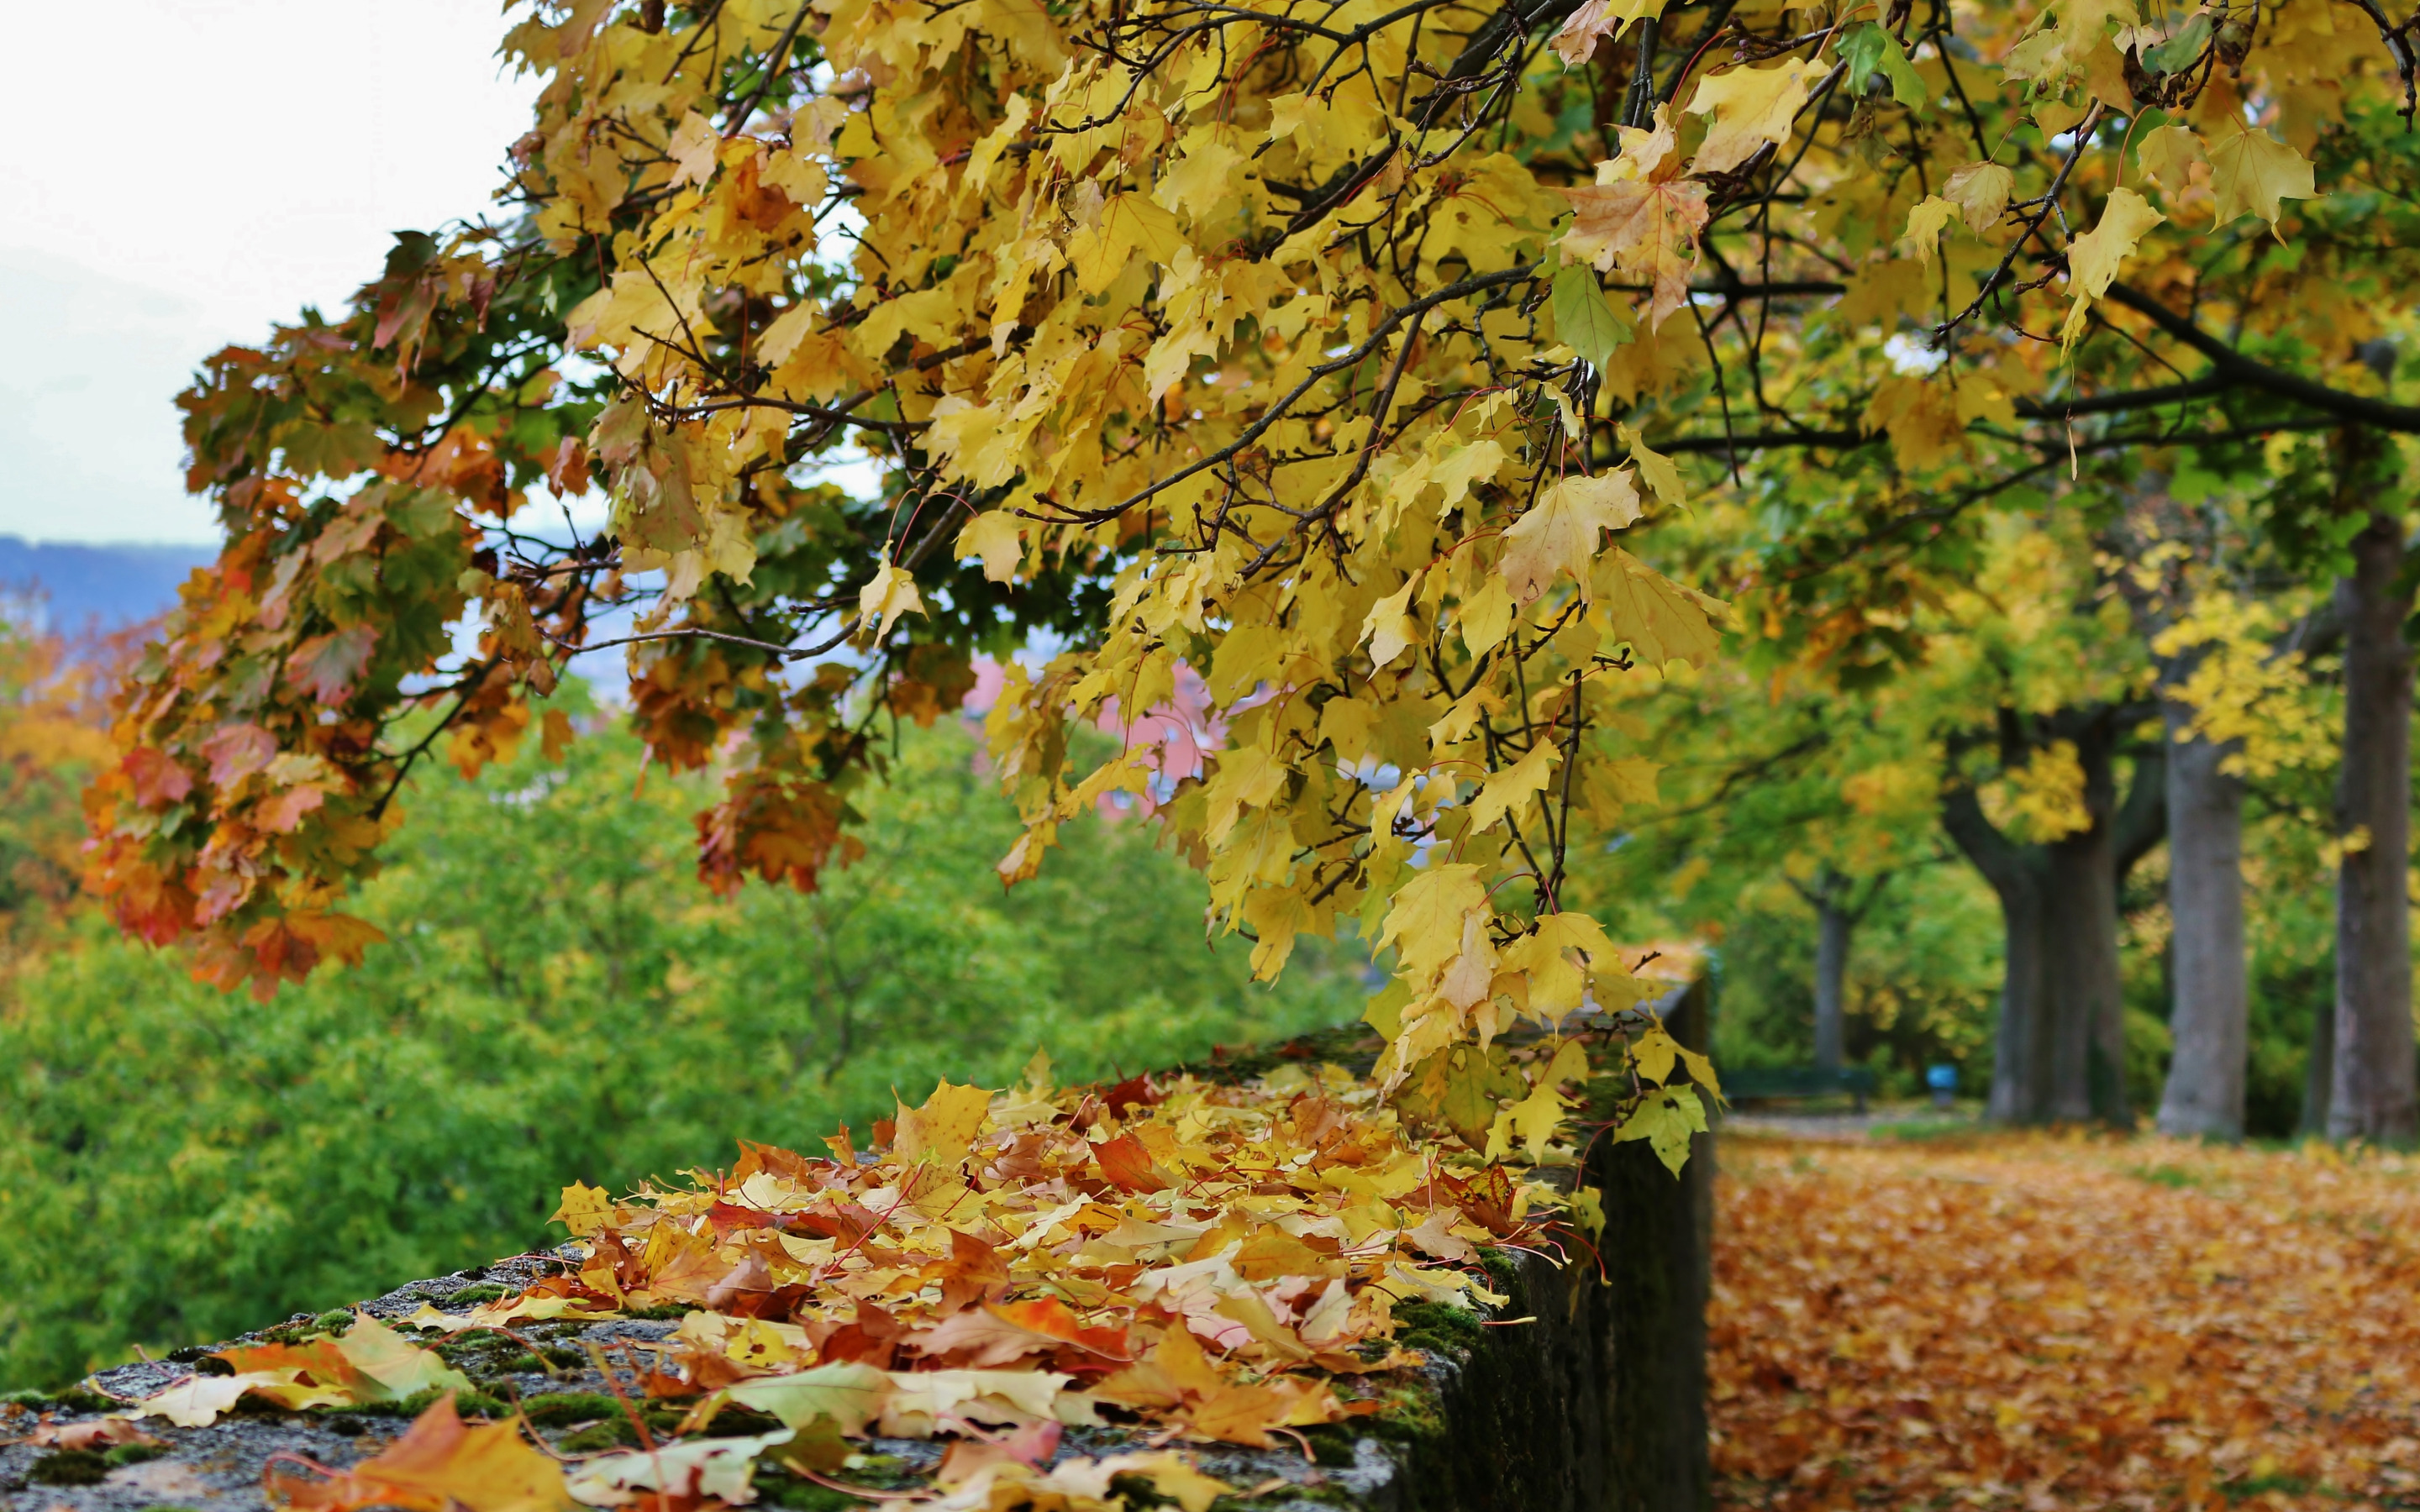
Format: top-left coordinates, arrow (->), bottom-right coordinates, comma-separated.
486,1352 -> 548,1374
625,1304 -> 693,1320
1367,1383 -> 1449,1445
1295,1424 -> 1368,1467
697,1403 -> 786,1437
29,1449 -> 109,1485
757,1475 -> 875,1511
1392,1301 -> 1482,1359
14,1385 -> 118,1414
522,1391 -> 624,1426
444,1284 -> 513,1305
103,1441 -> 168,1467
559,1421 -> 637,1452
1472,1246 -> 1523,1297
313,1310 -> 358,1331
315,1386 -> 508,1420
559,1420 -> 637,1452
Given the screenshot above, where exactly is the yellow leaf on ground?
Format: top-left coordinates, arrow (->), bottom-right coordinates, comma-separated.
272,1395 -> 571,1512
895,1079 -> 993,1164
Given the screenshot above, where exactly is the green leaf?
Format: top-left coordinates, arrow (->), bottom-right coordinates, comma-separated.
1841,23 -> 1927,109
1616,1084 -> 1707,1176
2143,13 -> 2211,76
1550,264 -> 1633,370
1400,1044 -> 1526,1149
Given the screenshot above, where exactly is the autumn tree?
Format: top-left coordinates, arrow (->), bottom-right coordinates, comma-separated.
82,0 -> 2420,1144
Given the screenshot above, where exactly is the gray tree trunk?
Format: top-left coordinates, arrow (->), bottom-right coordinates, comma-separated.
2156,703 -> 2249,1139
1812,890 -> 1850,1074
2328,509 -> 2417,1142
2301,987 -> 2335,1136
1945,708 -> 2164,1126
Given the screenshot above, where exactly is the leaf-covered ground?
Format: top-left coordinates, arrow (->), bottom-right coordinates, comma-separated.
1711,1131 -> 2420,1511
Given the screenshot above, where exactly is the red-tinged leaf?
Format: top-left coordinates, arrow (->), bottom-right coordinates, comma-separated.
122,747 -> 194,806
256,785 -> 329,834
934,1227 -> 1011,1312
200,722 -> 277,789
287,623 -> 381,706
904,1297 -> 1131,1368
285,911 -> 388,969
1103,1074 -> 1164,1119
707,1200 -> 781,1236
544,436 -> 590,496
1092,1132 -> 1171,1193
12,1418 -> 163,1451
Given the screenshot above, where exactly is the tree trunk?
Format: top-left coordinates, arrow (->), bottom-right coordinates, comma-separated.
2044,717 -> 2133,1126
2157,707 -> 2249,1139
2042,816 -> 2128,1124
1812,885 -> 1850,1074
2301,986 -> 2335,1137
1945,709 -> 2162,1126
2328,509 -> 2417,1142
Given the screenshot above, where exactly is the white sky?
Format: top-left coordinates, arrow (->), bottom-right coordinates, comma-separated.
0,1 -> 540,543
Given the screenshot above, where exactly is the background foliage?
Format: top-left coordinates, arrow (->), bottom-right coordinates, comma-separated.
0,673 -> 1357,1390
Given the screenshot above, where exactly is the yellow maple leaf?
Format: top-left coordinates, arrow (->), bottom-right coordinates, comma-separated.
1458,574 -> 1517,659
2060,186 -> 2165,348
894,1079 -> 993,1164
1619,423 -> 1686,508
1378,864 -> 1489,980
2207,125 -> 2316,235
271,1395 -> 571,1512
1549,0 -> 1665,66
1686,59 -> 1816,176
1067,193 -> 1186,295
1898,196 -> 1960,264
1500,470 -> 1642,605
1361,574 -> 1423,669
2136,123 -> 2207,190
550,1179 -> 614,1236
1465,740 -> 1560,836
954,511 -> 1023,584
1943,161 -> 2016,231
1591,549 -> 1727,666
857,546 -> 927,642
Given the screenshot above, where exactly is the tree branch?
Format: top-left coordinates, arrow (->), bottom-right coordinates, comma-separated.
2105,283 -> 2420,433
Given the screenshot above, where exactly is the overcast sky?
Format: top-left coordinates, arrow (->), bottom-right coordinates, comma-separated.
1,1 -> 539,543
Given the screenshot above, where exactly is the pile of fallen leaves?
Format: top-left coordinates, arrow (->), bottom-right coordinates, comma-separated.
77,1050 -> 1628,1510
1711,1131 -> 2420,1511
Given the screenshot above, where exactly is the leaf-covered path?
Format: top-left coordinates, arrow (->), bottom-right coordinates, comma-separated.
1709,1131 -> 2420,1511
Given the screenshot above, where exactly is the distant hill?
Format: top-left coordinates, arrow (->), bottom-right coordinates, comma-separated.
0,537 -> 215,634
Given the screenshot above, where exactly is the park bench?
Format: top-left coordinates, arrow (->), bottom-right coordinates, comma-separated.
1723,1064 -> 1879,1112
